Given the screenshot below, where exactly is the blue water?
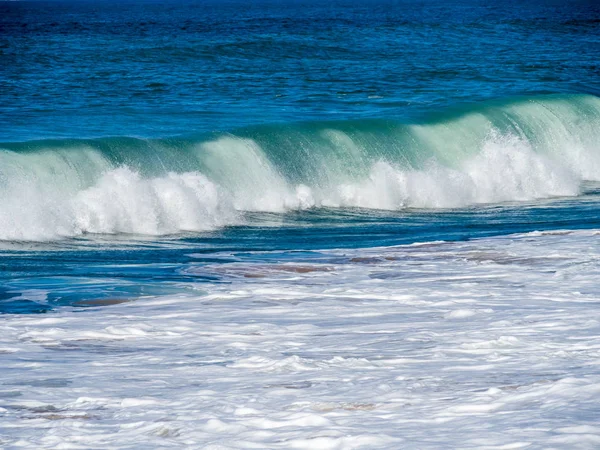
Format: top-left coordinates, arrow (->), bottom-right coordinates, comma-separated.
3,0 -> 599,141
1,0 -> 600,314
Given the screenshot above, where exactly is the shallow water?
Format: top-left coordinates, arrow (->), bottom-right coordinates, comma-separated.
3,230 -> 600,448
1,0 -> 600,448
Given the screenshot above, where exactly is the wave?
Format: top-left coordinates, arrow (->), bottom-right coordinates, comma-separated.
1,94 -> 599,241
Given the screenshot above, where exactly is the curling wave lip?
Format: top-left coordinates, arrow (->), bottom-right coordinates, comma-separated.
0,94 -> 598,241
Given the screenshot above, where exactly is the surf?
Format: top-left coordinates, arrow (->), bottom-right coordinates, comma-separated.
1,94 -> 599,241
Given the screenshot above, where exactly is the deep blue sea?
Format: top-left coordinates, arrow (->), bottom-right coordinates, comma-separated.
2,2 -> 600,447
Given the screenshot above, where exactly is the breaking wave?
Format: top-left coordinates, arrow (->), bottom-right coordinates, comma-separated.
1,94 -> 599,240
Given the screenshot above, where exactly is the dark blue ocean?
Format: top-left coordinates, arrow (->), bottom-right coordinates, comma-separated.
1,0 -> 599,314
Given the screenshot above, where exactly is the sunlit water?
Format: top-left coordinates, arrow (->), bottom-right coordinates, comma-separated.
1,0 -> 600,448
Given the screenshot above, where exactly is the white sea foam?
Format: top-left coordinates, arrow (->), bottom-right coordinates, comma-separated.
328,132 -> 579,209
1,230 -> 600,448
74,167 -> 238,235
3,92 -> 600,241
0,126 -> 595,241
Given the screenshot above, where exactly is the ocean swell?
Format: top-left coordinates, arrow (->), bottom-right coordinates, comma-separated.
1,94 -> 599,241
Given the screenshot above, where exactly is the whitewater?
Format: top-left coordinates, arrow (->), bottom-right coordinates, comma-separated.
2,0 -> 600,448
2,95 -> 600,447
3,230 -> 600,448
2,95 -> 600,241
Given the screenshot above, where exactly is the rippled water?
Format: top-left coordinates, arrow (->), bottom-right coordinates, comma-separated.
2,0 -> 599,140
1,0 -> 600,448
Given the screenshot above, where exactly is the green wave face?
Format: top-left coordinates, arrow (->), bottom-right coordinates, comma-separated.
1,94 -> 599,241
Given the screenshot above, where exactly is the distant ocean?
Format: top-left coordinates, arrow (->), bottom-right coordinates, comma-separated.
2,0 -> 600,448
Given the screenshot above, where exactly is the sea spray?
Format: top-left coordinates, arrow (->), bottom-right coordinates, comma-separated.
0,94 -> 598,241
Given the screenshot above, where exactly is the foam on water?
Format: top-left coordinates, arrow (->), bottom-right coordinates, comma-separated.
2,229 -> 600,448
0,94 -> 599,241
3,2 -> 600,447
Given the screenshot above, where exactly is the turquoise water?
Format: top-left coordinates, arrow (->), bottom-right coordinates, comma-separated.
4,2 -> 600,448
1,0 -> 600,314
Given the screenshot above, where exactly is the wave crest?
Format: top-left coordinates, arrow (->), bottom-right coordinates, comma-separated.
1,94 -> 599,241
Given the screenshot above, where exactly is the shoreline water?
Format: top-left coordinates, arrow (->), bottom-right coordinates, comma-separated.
2,0 -> 600,447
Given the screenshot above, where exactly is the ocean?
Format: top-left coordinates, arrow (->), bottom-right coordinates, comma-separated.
1,0 -> 600,447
